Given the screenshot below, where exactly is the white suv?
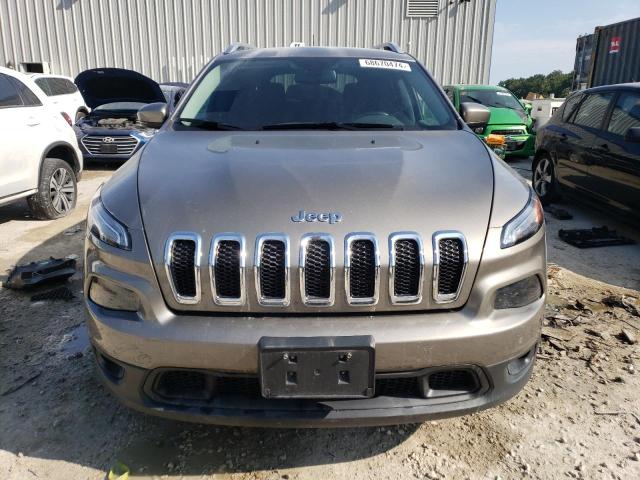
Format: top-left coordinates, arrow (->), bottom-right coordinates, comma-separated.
0,67 -> 83,219
30,73 -> 89,123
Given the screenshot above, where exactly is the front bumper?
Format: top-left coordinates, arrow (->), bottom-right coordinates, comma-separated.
481,131 -> 535,157
91,342 -> 537,428
85,220 -> 546,427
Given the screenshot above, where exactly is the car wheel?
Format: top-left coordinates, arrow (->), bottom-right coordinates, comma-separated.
532,154 -> 559,204
75,110 -> 87,122
27,158 -> 77,220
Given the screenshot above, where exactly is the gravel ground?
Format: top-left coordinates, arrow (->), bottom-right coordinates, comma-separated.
1,160 -> 640,480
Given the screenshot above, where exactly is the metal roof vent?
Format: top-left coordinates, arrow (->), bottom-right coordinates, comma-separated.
406,0 -> 439,17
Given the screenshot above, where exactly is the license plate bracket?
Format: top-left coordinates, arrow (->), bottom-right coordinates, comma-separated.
100,144 -> 118,154
259,336 -> 375,399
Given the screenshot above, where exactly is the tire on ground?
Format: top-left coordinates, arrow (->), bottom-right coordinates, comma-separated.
27,158 -> 77,220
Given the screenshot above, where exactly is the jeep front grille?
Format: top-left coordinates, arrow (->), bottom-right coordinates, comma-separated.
163,231 -> 469,308
164,233 -> 201,304
345,234 -> 379,305
210,234 -> 245,306
255,234 -> 290,306
389,233 -> 424,304
81,135 -> 139,156
300,234 -> 335,306
433,232 -> 468,303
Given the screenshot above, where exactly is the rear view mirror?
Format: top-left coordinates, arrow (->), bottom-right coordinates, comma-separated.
625,126 -> 640,143
137,102 -> 168,128
460,102 -> 491,130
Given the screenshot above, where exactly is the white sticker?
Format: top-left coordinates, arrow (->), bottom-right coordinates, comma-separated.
496,91 -> 511,96
359,59 -> 411,72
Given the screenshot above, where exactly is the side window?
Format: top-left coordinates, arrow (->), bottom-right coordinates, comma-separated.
35,78 -> 53,96
61,79 -> 78,94
561,94 -> 583,122
9,78 -> 42,106
0,74 -> 24,108
49,78 -> 66,95
606,93 -> 640,137
572,92 -> 613,129
443,87 -> 454,103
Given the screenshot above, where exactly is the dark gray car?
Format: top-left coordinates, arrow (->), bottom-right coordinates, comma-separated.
84,45 -> 546,427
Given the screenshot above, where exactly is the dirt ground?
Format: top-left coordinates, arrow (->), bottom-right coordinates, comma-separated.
1,160 -> 640,480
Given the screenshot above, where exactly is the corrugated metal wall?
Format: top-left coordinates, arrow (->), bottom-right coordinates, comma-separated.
0,0 -> 496,85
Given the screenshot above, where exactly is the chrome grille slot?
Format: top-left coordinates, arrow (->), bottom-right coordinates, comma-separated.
432,232 -> 468,303
389,233 -> 424,304
300,234 -> 334,306
164,233 -> 201,304
81,135 -> 139,156
255,234 -> 289,306
345,233 -> 379,305
210,234 -> 245,306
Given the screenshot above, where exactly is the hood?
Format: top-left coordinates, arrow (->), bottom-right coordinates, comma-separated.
487,106 -> 530,127
75,68 -> 165,109
138,130 -> 495,314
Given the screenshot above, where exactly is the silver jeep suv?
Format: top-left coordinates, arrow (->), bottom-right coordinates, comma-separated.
84,44 -> 545,427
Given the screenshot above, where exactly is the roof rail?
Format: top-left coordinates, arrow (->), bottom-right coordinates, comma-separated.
223,43 -> 254,55
373,42 -> 404,54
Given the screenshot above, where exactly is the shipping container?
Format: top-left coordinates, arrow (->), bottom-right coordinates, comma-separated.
572,33 -> 594,90
588,16 -> 640,88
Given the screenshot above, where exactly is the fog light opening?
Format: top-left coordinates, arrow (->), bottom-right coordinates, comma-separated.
97,352 -> 125,382
89,277 -> 140,312
507,346 -> 536,378
494,275 -> 542,309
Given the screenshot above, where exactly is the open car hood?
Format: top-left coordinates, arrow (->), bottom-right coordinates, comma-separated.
75,68 -> 165,109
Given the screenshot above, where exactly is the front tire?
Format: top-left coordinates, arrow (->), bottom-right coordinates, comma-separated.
27,158 -> 77,220
532,154 -> 559,205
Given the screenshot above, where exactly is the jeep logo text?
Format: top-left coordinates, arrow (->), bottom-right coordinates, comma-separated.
291,210 -> 342,225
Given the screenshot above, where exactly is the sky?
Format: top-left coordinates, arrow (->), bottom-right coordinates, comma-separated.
490,0 -> 640,84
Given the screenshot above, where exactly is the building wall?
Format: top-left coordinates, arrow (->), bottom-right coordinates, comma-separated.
0,0 -> 496,85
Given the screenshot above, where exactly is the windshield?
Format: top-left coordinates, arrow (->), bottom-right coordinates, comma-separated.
460,89 -> 524,111
177,57 -> 458,130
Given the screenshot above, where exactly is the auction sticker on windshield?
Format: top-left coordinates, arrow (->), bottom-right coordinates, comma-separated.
358,59 -> 411,71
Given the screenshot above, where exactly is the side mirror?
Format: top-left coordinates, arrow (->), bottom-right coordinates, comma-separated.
460,102 -> 491,131
625,126 -> 640,143
523,103 -> 533,114
137,102 -> 168,128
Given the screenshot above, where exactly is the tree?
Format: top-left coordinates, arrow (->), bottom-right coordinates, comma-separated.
498,70 -> 573,99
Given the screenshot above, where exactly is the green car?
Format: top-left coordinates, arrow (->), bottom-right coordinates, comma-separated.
443,84 -> 535,157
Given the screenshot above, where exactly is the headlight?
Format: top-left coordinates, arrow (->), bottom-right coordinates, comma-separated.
87,190 -> 131,250
500,190 -> 544,249
132,130 -> 156,140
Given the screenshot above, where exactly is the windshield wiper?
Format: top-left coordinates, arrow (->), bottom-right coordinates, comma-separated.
261,121 -> 402,130
177,118 -> 246,130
